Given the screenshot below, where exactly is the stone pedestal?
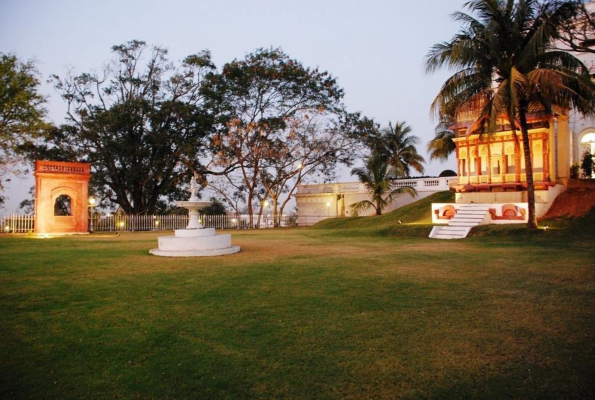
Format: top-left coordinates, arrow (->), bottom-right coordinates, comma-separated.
149,228 -> 240,257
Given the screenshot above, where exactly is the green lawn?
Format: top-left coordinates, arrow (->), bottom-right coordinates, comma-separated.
1,203 -> 594,399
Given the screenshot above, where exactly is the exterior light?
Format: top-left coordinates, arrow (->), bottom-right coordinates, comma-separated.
4,225 -> 9,232
326,202 -> 331,208
231,218 -> 237,223
544,224 -> 548,231
264,200 -> 269,207
155,220 -> 160,226
119,221 -> 125,228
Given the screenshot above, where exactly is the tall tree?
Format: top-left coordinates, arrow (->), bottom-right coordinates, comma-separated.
259,111 -> 361,226
28,41 -> 216,214
372,121 -> 425,176
348,152 -> 417,216
0,53 -> 47,205
205,48 -> 346,227
425,0 -> 595,229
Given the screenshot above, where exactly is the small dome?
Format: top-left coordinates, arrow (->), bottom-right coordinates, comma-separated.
439,169 -> 457,177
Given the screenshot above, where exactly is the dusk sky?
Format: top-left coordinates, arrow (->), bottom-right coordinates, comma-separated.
0,0 -> 465,212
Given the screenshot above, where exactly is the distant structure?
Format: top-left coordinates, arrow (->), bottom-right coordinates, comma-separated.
34,160 -> 91,234
295,176 -> 456,226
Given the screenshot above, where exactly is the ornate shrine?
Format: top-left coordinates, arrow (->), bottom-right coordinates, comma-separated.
34,160 -> 91,234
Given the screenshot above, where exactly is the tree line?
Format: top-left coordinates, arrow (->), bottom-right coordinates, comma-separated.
1,42 -> 428,226
3,0 -> 595,229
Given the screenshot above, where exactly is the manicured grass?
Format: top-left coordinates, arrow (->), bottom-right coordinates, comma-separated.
313,191 -> 455,237
0,211 -> 594,399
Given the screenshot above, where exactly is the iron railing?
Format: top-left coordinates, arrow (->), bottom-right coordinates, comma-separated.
0,214 -> 300,234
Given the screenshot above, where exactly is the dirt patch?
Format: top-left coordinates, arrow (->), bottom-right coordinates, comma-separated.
544,188 -> 595,219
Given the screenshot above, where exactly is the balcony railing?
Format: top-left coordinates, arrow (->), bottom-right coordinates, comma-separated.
35,160 -> 90,175
296,177 -> 456,195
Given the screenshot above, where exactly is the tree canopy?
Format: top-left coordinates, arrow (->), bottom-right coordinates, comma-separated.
17,44 -> 369,216
205,48 -> 352,225
0,53 -> 47,205
26,41 -> 216,214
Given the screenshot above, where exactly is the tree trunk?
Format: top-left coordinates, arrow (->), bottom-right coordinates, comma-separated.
246,192 -> 254,228
519,107 -> 538,229
272,197 -> 279,227
256,198 -> 266,228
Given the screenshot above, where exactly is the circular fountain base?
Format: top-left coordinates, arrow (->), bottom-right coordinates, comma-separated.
150,228 -> 240,257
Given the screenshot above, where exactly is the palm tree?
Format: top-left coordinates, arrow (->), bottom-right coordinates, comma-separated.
426,0 -> 595,229
375,121 -> 425,176
348,153 -> 417,216
427,113 -> 456,161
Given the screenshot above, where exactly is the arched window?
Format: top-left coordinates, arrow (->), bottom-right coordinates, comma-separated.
54,195 -> 72,216
581,132 -> 595,154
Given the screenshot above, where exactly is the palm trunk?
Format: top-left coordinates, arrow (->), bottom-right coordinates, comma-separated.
519,106 -> 538,229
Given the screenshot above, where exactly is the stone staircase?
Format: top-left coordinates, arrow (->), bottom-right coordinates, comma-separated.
429,204 -> 491,239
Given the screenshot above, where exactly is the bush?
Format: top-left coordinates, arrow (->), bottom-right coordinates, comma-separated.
581,151 -> 593,178
570,163 -> 580,179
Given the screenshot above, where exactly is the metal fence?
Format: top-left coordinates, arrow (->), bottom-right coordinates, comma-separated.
91,214 -> 298,231
0,215 -> 35,233
1,213 -> 299,233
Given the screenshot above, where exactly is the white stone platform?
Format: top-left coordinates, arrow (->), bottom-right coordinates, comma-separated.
150,228 -> 240,257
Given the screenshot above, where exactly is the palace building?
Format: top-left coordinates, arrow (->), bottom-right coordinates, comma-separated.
447,1 -> 595,217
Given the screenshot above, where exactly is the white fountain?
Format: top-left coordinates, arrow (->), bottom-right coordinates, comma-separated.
150,177 -> 240,257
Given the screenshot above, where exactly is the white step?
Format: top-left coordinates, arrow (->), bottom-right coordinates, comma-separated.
434,234 -> 466,239
451,221 -> 482,225
439,226 -> 468,232
452,215 -> 484,220
431,204 -> 490,240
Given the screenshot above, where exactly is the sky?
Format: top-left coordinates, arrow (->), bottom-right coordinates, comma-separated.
0,0 -> 464,212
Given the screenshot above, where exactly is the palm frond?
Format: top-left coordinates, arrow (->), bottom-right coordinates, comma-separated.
347,200 -> 375,217
427,115 -> 456,161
